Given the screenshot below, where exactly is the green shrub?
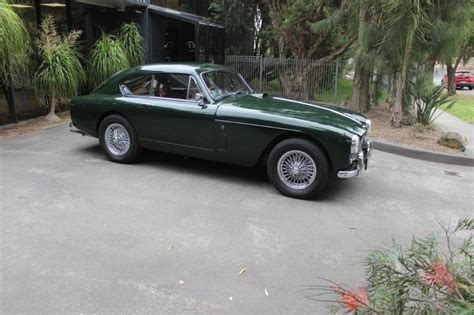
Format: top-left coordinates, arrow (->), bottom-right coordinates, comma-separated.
35,15 -> 84,120
0,0 -> 30,86
118,22 -> 145,67
313,218 -> 473,314
89,33 -> 130,87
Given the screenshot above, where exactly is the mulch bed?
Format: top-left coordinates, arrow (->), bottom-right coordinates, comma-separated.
0,111 -> 70,143
366,104 -> 462,155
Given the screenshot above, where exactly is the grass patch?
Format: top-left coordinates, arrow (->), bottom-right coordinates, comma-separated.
441,93 -> 474,124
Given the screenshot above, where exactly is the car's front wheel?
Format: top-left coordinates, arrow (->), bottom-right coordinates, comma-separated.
267,138 -> 330,199
98,114 -> 140,163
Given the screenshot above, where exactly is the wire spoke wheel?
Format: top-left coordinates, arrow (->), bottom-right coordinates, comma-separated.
277,150 -> 317,190
104,123 -> 130,156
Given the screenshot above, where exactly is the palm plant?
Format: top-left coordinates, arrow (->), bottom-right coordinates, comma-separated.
118,22 -> 145,67
0,0 -> 30,122
89,33 -> 130,88
35,15 -> 85,121
408,78 -> 456,126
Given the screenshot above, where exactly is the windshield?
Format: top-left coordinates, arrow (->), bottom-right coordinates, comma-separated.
201,71 -> 252,100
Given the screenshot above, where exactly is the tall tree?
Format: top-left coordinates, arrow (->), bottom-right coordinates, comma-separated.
260,0 -> 358,99
442,2 -> 473,95
350,0 -> 371,112
263,0 -> 357,60
210,0 -> 263,55
383,0 -> 432,126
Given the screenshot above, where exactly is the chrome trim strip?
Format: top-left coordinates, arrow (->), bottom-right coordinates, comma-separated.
215,119 -> 299,132
273,97 -> 361,125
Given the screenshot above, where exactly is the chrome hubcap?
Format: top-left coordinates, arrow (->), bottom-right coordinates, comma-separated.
277,150 -> 317,190
105,123 -> 130,156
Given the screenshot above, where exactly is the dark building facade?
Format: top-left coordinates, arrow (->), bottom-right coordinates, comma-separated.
1,0 -> 224,124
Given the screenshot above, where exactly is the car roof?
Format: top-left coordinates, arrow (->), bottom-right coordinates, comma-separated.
129,63 -> 234,75
90,63 -> 236,95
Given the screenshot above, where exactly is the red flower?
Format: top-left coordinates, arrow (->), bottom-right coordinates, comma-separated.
423,261 -> 456,289
339,287 -> 368,312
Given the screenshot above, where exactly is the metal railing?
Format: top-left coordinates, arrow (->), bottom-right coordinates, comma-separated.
223,55 -> 354,104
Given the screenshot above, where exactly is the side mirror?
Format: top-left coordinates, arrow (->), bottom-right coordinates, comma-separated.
195,93 -> 207,108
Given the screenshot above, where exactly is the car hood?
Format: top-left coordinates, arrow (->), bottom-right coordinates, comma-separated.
218,94 -> 368,136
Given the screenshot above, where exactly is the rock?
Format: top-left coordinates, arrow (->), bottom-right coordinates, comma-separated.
400,114 -> 415,126
437,132 -> 467,151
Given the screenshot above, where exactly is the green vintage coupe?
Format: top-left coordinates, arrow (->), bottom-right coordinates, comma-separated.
70,63 -> 372,199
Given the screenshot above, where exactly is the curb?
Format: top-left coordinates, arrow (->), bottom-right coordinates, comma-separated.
372,140 -> 474,167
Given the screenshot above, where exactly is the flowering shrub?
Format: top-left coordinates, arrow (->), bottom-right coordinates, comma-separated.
312,218 -> 473,314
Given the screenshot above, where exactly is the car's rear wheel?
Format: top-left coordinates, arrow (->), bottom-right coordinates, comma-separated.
99,114 -> 139,163
267,138 -> 329,199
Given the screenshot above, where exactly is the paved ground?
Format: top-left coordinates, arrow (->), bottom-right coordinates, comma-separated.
435,110 -> 474,156
458,89 -> 474,96
1,125 -> 473,314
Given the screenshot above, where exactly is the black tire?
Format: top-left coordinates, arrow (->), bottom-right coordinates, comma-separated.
98,114 -> 140,163
267,138 -> 330,199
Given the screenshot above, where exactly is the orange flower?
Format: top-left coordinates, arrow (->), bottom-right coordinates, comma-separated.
339,287 -> 368,312
424,261 -> 456,289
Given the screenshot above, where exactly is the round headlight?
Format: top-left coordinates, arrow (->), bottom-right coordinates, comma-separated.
351,135 -> 360,154
366,119 -> 372,134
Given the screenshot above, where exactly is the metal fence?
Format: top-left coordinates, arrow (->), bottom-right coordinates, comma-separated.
223,55 -> 355,104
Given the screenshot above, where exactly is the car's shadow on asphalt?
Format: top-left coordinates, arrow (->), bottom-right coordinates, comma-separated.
78,144 -> 348,201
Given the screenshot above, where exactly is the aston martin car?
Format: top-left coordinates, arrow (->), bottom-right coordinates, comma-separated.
70,63 -> 372,199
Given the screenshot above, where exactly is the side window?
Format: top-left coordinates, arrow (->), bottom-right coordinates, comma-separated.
120,75 -> 152,96
151,73 -> 201,100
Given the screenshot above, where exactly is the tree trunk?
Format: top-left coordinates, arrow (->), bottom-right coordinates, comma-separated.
350,0 -> 370,112
392,30 -> 414,127
446,62 -> 456,95
45,98 -> 60,121
392,73 -> 405,126
371,73 -> 381,107
280,63 -> 311,100
424,59 -> 435,78
351,67 -> 370,112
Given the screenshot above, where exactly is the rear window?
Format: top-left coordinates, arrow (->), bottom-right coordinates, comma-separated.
120,75 -> 152,96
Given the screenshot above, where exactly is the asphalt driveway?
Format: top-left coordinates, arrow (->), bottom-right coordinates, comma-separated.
1,125 -> 473,313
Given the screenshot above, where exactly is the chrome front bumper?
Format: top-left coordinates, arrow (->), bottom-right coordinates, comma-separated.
337,140 -> 372,179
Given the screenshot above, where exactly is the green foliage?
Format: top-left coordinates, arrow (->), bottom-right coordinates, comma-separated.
89,33 -> 130,87
408,76 -> 456,126
210,0 -> 263,54
118,22 -> 145,67
314,218 -> 474,314
0,0 -> 30,86
34,15 -> 84,106
263,0 -> 358,59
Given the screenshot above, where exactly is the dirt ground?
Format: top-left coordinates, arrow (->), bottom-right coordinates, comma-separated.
0,111 -> 70,143
366,104 -> 462,155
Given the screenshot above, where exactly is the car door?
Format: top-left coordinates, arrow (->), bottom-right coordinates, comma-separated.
139,73 -> 217,153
